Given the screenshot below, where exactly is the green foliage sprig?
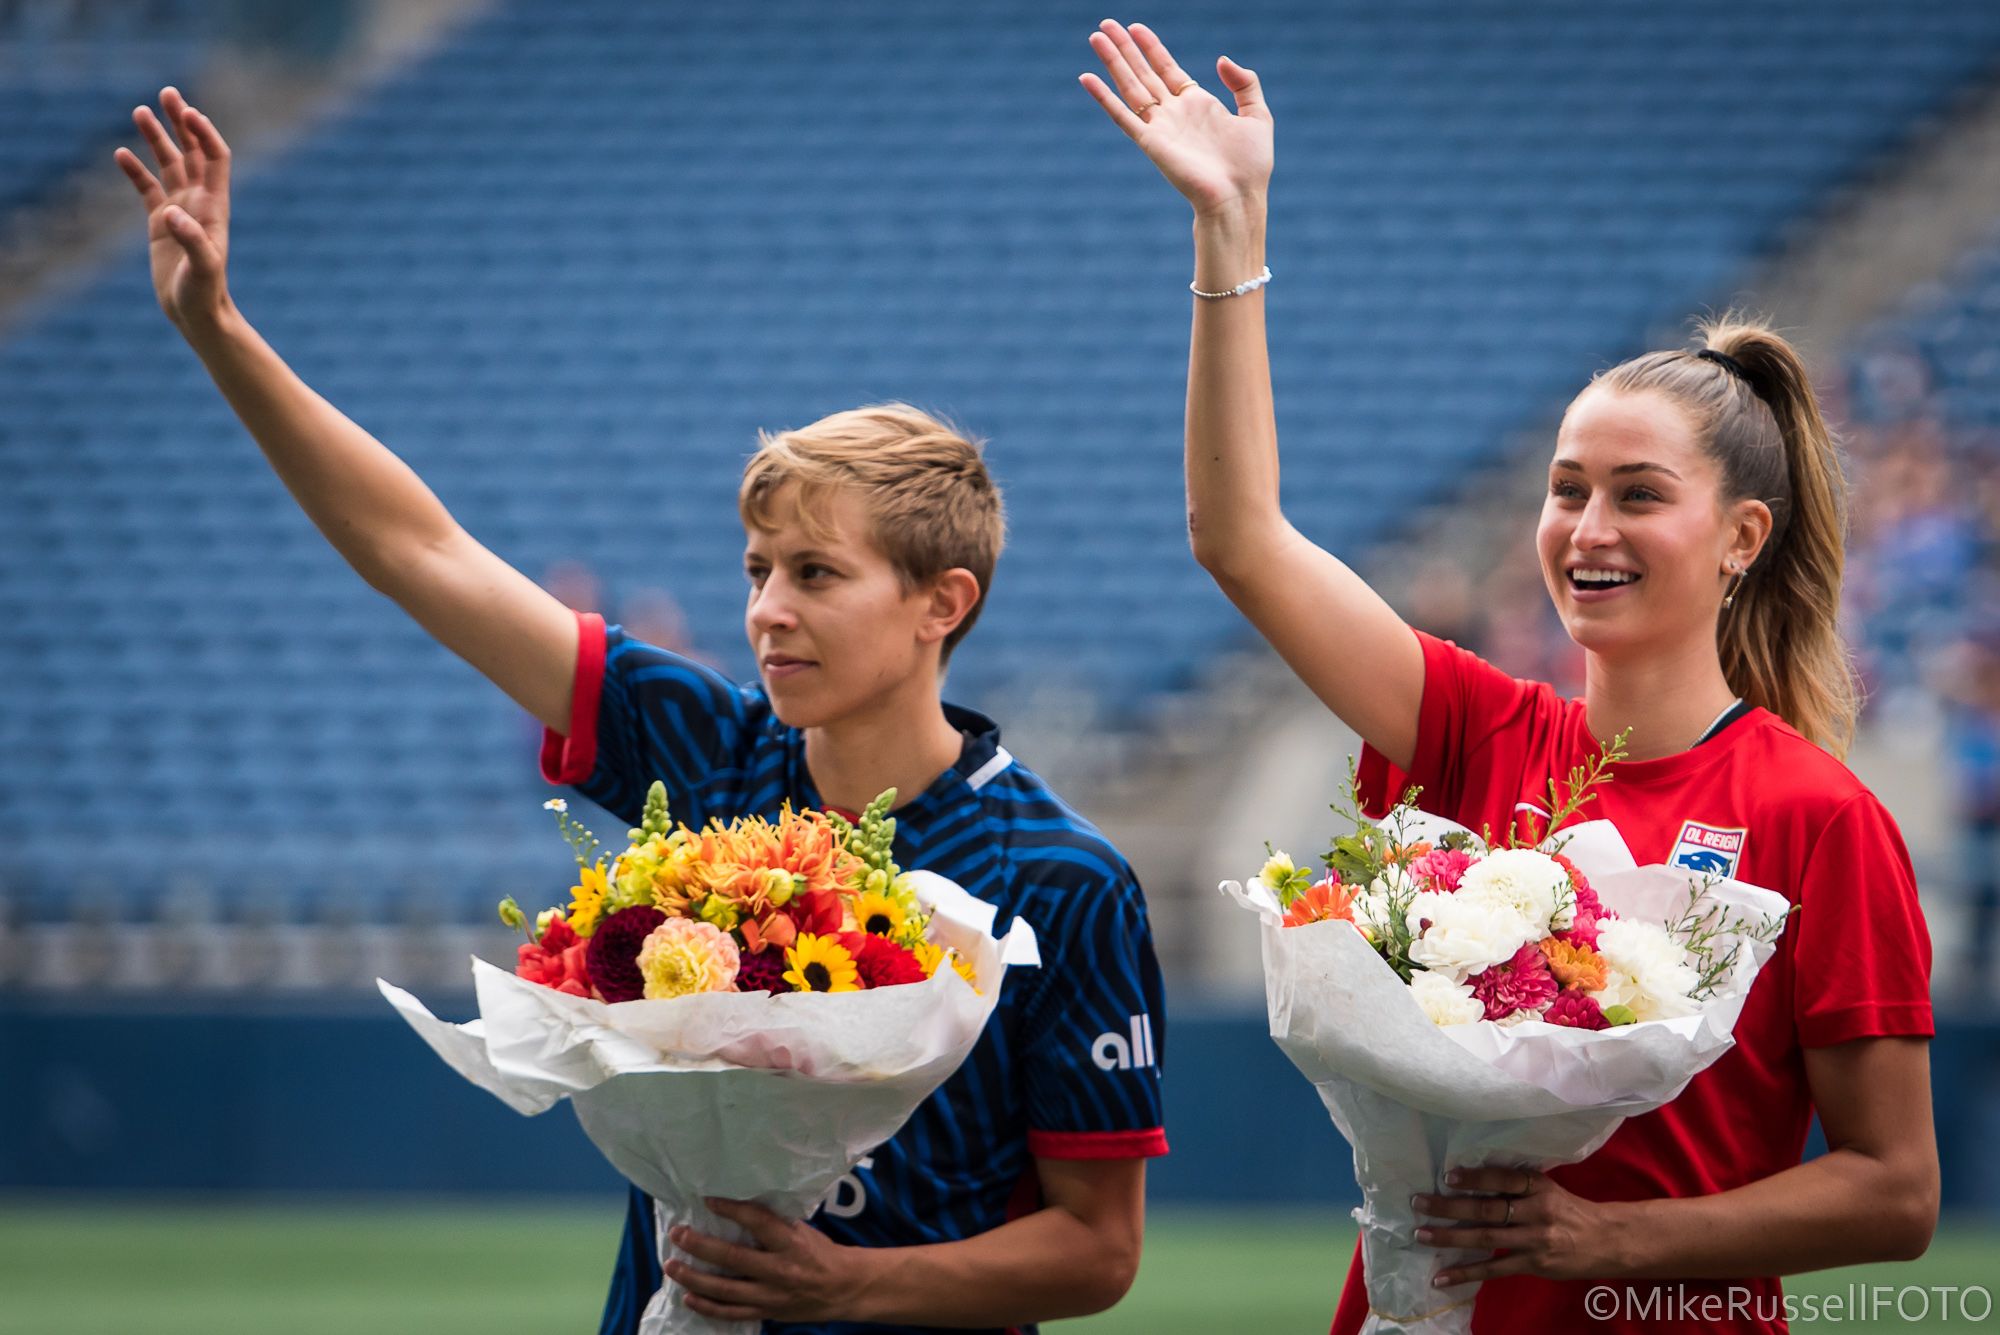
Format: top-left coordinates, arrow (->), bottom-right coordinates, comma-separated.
1665,878 -> 1795,999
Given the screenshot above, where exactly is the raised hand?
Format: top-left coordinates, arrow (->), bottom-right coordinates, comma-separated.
1079,20 -> 1272,217
114,87 -> 233,331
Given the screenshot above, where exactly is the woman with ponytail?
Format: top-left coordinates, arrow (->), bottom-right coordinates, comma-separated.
1082,20 -> 1937,1335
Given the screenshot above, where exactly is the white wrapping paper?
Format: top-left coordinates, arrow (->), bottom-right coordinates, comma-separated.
382,870 -> 1040,1335
1220,818 -> 1789,1334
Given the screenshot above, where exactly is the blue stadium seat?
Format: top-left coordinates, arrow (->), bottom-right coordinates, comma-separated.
7,0 -> 2000,915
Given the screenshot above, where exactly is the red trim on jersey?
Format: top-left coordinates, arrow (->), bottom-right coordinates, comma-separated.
539,610 -> 607,786
1027,1127 -> 1169,1160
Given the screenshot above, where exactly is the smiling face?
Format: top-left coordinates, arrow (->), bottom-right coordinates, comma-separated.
742,483 -> 971,729
1537,386 -> 1771,661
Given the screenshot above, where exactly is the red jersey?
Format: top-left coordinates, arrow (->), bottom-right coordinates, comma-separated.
1328,631 -> 1934,1335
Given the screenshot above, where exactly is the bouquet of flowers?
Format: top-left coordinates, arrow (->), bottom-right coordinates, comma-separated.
499,784 -> 981,1008
382,785 -> 1038,1335
1221,742 -> 1790,1334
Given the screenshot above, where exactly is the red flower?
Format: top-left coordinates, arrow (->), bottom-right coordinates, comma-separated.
845,933 -> 927,990
1544,991 -> 1610,1031
1468,941 -> 1560,1021
736,949 -> 793,994
516,916 -> 591,997
586,906 -> 666,1003
787,887 -> 843,937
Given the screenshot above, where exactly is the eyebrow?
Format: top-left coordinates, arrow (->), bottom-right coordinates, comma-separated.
744,548 -> 838,564
1552,459 -> 1683,480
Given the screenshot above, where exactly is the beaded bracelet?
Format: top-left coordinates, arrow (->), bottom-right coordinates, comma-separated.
1190,265 -> 1273,300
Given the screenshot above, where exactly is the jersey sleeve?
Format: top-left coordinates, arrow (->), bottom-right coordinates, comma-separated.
1356,627 -> 1553,824
1791,792 -> 1935,1047
539,610 -> 759,827
1017,869 -> 1169,1160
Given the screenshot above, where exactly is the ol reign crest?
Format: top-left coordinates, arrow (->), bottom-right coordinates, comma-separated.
1670,821 -> 1747,877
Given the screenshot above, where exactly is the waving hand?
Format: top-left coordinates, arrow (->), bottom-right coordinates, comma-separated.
114,87 -> 232,331
1079,21 -> 1272,216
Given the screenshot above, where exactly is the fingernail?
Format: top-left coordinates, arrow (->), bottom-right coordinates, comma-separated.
1445,1170 -> 1464,1186
1434,1275 -> 1451,1289
1416,1228 -> 1433,1243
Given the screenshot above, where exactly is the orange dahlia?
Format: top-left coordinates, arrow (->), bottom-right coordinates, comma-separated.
1538,935 -> 1609,993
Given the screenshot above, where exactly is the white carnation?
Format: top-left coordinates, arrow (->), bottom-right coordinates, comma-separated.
1455,848 -> 1570,932
1409,970 -> 1484,1026
1597,919 -> 1687,977
1596,920 -> 1702,1020
1404,889 -> 1450,936
1407,892 -> 1539,982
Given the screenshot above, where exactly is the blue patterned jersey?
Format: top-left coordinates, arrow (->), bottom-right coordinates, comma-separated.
539,613 -> 1168,1335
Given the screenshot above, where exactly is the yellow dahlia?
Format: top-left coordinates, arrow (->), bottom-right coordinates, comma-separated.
567,861 -> 609,938
782,933 -> 861,994
636,918 -> 740,999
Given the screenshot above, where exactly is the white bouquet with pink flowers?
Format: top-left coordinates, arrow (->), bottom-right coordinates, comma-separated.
1221,747 -> 1790,1333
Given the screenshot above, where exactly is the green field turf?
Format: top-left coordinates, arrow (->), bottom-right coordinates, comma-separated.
0,1200 -> 1993,1334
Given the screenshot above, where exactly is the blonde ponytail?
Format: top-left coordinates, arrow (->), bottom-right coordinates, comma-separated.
1599,316 -> 1859,754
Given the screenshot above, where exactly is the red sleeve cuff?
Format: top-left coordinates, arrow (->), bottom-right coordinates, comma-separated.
1027,1128 -> 1169,1161
1798,1002 -> 1935,1048
539,611 -> 607,786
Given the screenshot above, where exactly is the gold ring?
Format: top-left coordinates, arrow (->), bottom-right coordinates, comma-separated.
1173,80 -> 1198,94
1136,100 -> 1160,116
1502,1198 -> 1515,1226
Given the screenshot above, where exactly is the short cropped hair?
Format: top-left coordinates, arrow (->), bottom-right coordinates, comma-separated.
739,404 -> 1007,659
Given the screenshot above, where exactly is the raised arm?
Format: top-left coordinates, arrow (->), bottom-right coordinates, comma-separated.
1080,22 -> 1423,768
114,89 -> 578,732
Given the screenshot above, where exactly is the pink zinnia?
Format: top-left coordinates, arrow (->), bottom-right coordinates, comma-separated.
1468,942 -> 1560,1021
1543,991 -> 1610,1031
1408,848 -> 1475,893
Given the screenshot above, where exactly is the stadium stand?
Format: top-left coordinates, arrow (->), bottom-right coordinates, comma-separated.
6,0 -> 2000,926
0,3 -> 209,220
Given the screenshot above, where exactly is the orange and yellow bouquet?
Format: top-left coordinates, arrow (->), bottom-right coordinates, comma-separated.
498,784 -> 975,1005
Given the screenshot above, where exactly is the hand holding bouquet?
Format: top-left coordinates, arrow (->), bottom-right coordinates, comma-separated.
383,786 -> 1038,1335
1222,742 -> 1790,1333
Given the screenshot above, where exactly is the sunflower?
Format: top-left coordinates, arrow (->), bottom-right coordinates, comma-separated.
851,890 -> 907,938
910,938 -> 978,990
782,933 -> 862,993
567,861 -> 609,938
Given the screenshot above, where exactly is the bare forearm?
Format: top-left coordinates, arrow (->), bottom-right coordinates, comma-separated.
850,1204 -> 1137,1326
1605,1150 -> 1937,1280
1185,198 -> 1282,575
179,302 -> 461,588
